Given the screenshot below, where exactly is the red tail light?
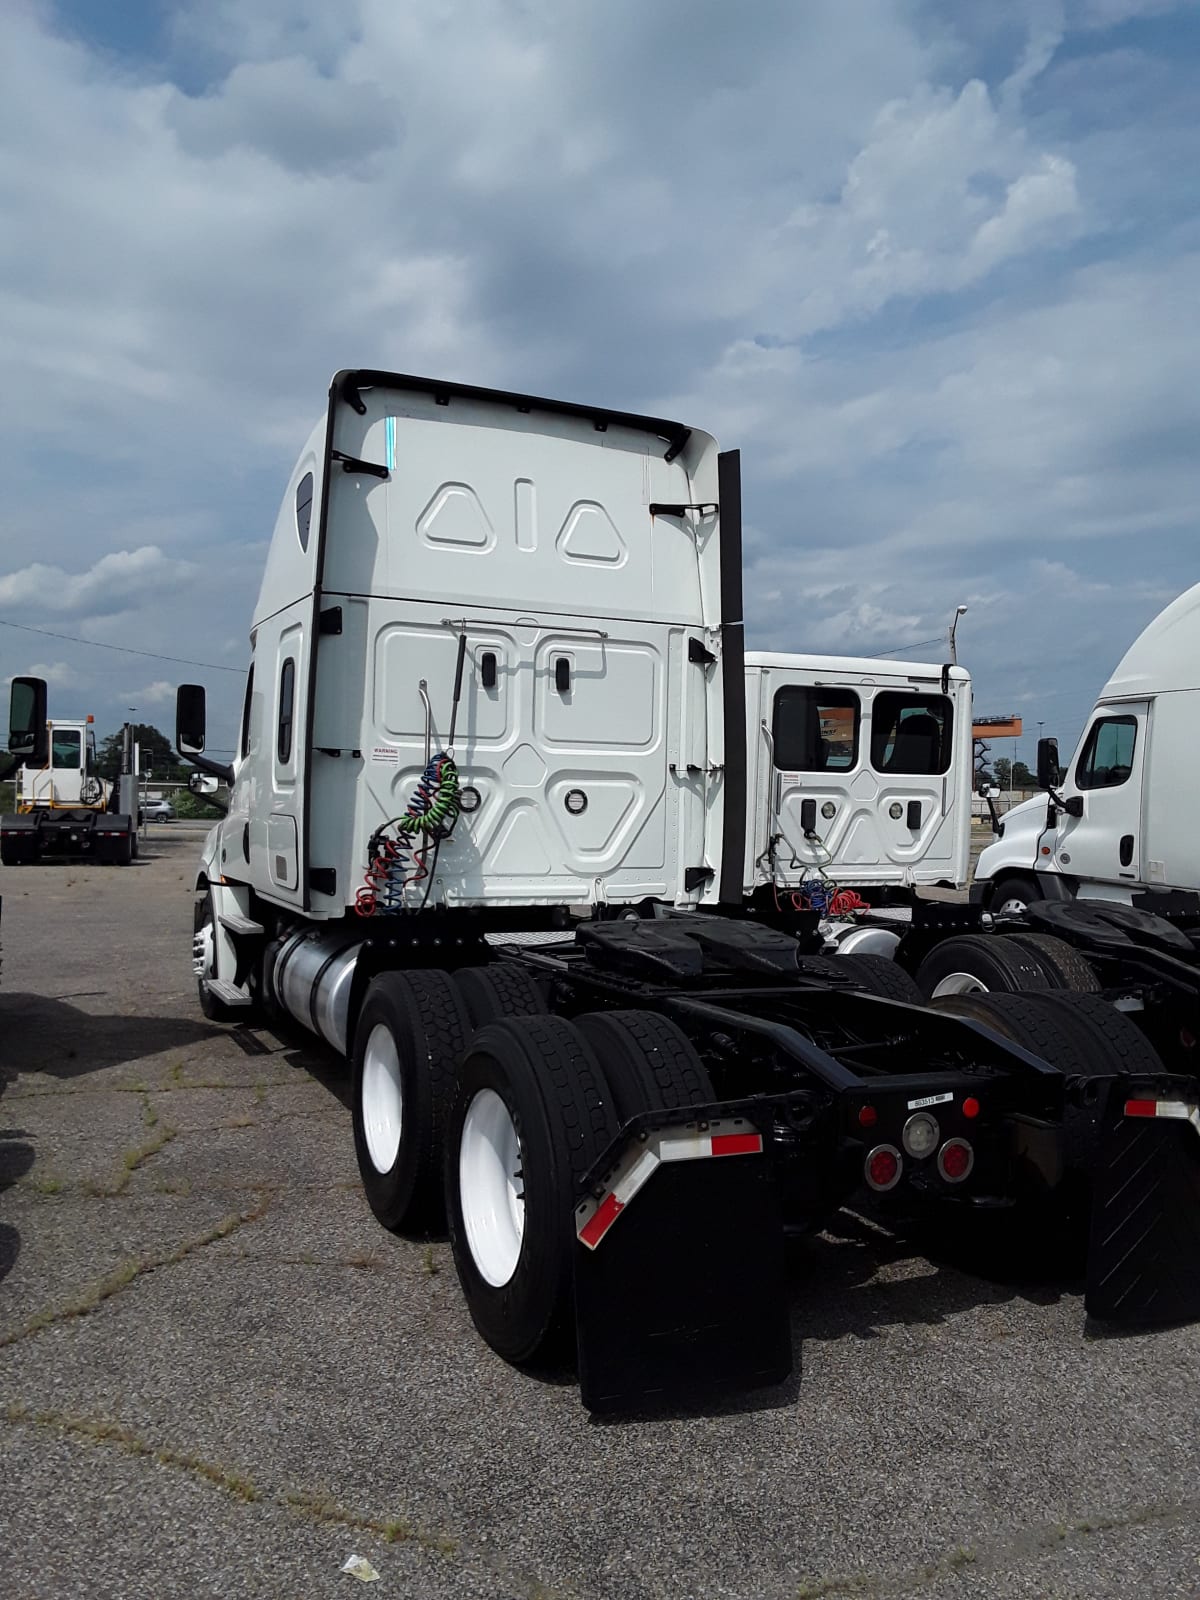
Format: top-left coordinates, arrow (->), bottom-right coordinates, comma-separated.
865,1144 -> 902,1192
961,1096 -> 980,1120
938,1139 -> 974,1183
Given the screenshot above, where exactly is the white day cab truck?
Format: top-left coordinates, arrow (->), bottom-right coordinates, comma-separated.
741,651 -> 971,929
173,371 -> 1200,1408
0,680 -> 138,866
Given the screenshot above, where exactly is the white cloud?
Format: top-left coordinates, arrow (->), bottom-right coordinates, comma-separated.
0,548 -> 199,619
4,660 -> 77,691
119,681 -> 176,707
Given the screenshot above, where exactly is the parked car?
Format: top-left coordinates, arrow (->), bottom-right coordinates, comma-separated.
140,798 -> 175,823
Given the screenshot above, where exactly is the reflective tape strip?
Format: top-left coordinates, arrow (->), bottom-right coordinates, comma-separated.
578,1192 -> 624,1249
576,1118 -> 764,1250
1124,1098 -> 1200,1136
711,1132 -> 764,1157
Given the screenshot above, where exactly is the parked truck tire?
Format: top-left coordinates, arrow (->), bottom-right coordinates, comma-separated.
914,934 -> 1061,1000
574,1010 -> 714,1119
193,890 -> 252,1023
446,1015 -> 617,1365
454,963 -> 548,1029
836,953 -> 926,1006
929,990 -> 1163,1170
352,969 -> 470,1234
1002,933 -> 1100,993
988,874 -> 1045,918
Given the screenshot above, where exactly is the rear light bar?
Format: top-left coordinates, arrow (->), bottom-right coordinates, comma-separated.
575,1118 -> 764,1251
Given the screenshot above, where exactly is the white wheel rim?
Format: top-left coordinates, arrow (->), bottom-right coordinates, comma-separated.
361,1023 -> 403,1174
997,897 -> 1028,917
459,1088 -> 525,1288
193,921 -> 214,979
932,972 -> 989,997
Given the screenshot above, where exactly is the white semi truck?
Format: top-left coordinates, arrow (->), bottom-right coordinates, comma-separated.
976,582 -> 1200,916
175,370 -> 1200,1407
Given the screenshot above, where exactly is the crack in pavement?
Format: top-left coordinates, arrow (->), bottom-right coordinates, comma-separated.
2,1402 -> 576,1600
793,1492 -> 1200,1597
0,1194 -> 270,1350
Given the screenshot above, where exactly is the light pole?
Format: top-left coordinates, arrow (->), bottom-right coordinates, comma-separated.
947,604 -> 968,665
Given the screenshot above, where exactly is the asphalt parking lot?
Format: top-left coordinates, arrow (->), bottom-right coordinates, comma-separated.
3,827 -> 1200,1600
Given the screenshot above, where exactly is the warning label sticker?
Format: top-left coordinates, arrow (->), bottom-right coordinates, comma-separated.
369,745 -> 401,766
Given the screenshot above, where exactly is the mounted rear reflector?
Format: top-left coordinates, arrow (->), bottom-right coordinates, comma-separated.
576,1118 -> 764,1251
1124,1098 -> 1200,1135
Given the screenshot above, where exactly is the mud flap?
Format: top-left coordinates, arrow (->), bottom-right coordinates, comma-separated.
1086,1081 -> 1200,1325
573,1113 -> 792,1413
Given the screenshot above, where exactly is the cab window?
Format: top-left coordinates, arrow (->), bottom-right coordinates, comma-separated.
772,687 -> 860,771
1076,715 -> 1137,790
51,730 -> 82,768
870,693 -> 952,776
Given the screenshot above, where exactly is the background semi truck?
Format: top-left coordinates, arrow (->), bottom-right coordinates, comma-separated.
175,369 -> 1200,1408
807,585 -> 1200,1107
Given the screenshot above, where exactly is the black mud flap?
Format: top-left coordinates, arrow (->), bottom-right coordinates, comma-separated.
1086,1079 -> 1200,1325
573,1111 -> 792,1413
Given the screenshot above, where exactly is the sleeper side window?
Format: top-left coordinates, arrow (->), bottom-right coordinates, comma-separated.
772,687 -> 860,771
1076,715 -> 1137,791
277,658 -> 295,765
870,694 -> 952,776
240,665 -> 255,760
295,473 -> 314,552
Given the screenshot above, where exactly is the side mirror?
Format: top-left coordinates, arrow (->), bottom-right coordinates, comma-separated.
8,675 -> 48,766
176,684 -> 207,756
1036,737 -> 1061,790
188,772 -> 219,796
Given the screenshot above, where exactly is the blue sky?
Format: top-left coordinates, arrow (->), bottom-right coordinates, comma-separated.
2,0 -> 1199,767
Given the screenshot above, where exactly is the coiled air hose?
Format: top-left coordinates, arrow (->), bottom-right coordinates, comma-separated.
355,752 -> 462,916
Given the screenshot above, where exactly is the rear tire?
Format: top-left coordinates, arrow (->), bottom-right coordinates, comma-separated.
454,963 -> 548,1029
915,934 -> 1059,1001
446,1015 -> 617,1364
574,1010 -> 713,1121
352,969 -> 470,1234
1004,933 -> 1100,993
929,990 -> 1162,1170
836,953 -> 925,1006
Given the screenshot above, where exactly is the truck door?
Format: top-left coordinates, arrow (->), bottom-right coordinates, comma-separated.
866,690 -> 958,875
769,680 -> 864,876
1049,701 -> 1148,889
768,678 -> 959,884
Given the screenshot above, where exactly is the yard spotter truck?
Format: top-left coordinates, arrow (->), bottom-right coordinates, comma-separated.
175,370 -> 1200,1411
0,679 -> 138,866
